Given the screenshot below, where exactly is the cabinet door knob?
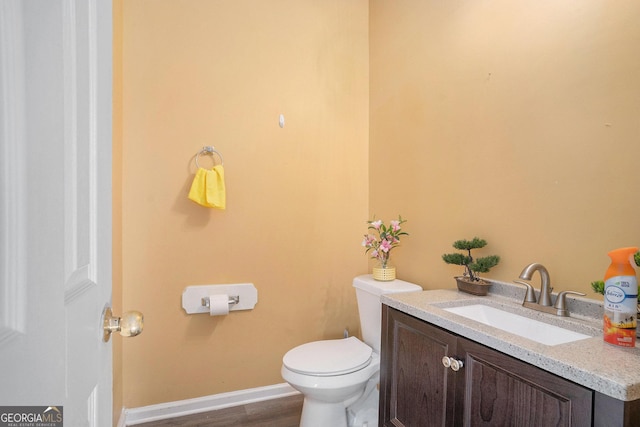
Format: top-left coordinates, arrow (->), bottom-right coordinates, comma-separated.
442,356 -> 464,371
442,356 -> 451,368
450,358 -> 464,371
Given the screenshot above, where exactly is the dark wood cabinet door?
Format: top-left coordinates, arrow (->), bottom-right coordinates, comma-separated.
380,306 -> 459,427
458,337 -> 593,426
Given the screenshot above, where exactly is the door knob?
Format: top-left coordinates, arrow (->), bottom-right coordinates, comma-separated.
102,307 -> 144,342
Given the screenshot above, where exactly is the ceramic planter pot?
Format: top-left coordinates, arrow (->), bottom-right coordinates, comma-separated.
455,276 -> 491,296
373,264 -> 396,281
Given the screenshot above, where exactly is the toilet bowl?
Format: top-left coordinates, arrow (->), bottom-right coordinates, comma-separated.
281,275 -> 422,427
281,337 -> 380,427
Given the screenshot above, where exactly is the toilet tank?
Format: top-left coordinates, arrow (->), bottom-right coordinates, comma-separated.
353,275 -> 422,353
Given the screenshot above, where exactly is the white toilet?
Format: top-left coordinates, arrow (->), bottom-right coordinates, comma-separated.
281,275 -> 422,427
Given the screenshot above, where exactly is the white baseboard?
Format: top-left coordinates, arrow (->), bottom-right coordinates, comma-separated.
119,383 -> 300,426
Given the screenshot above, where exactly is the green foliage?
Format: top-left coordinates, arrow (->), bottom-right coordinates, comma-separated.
442,237 -> 500,282
441,253 -> 471,266
591,280 -> 605,295
452,238 -> 487,251
470,255 -> 501,273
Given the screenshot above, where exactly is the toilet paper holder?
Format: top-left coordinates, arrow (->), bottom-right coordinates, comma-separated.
201,295 -> 240,307
182,283 -> 258,315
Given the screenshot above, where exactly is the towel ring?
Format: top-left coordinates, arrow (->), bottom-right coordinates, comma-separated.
195,146 -> 224,168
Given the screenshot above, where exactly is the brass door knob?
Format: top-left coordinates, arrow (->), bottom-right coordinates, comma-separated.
102,307 -> 144,342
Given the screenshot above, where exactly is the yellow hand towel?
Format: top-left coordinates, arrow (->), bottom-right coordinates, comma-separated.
205,165 -> 226,209
188,165 -> 226,209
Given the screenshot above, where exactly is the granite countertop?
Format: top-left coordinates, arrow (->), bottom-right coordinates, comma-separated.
381,279 -> 640,402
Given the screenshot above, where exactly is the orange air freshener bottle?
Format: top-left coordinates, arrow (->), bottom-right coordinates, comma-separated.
603,247 -> 638,347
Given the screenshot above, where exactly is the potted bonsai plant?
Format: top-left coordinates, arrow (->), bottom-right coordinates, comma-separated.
442,237 -> 500,295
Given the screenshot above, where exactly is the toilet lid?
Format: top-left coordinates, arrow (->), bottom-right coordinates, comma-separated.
283,336 -> 372,376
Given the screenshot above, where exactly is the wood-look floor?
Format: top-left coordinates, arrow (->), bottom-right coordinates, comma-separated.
132,394 -> 304,427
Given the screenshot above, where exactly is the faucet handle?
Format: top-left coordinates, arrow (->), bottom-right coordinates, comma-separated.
513,280 -> 537,304
554,290 -> 586,316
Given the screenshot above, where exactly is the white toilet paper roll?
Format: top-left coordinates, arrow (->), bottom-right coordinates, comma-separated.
208,294 -> 230,316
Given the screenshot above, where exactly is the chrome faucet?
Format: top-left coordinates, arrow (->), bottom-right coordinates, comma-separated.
514,263 -> 585,316
518,263 -> 553,306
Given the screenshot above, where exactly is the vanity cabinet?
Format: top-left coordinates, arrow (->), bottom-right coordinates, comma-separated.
379,306 -> 593,426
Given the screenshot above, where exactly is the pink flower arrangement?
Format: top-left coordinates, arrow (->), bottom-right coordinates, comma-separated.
362,216 -> 408,268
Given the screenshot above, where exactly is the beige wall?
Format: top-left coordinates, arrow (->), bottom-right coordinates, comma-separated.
114,0 -> 640,414
115,0 -> 369,409
370,1 -> 640,293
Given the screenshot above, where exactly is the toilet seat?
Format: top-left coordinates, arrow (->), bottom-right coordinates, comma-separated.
283,336 -> 372,377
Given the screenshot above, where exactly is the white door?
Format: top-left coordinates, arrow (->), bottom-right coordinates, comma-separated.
1,1 -> 115,425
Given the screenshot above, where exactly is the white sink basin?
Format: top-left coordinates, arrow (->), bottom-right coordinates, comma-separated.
444,304 -> 591,346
